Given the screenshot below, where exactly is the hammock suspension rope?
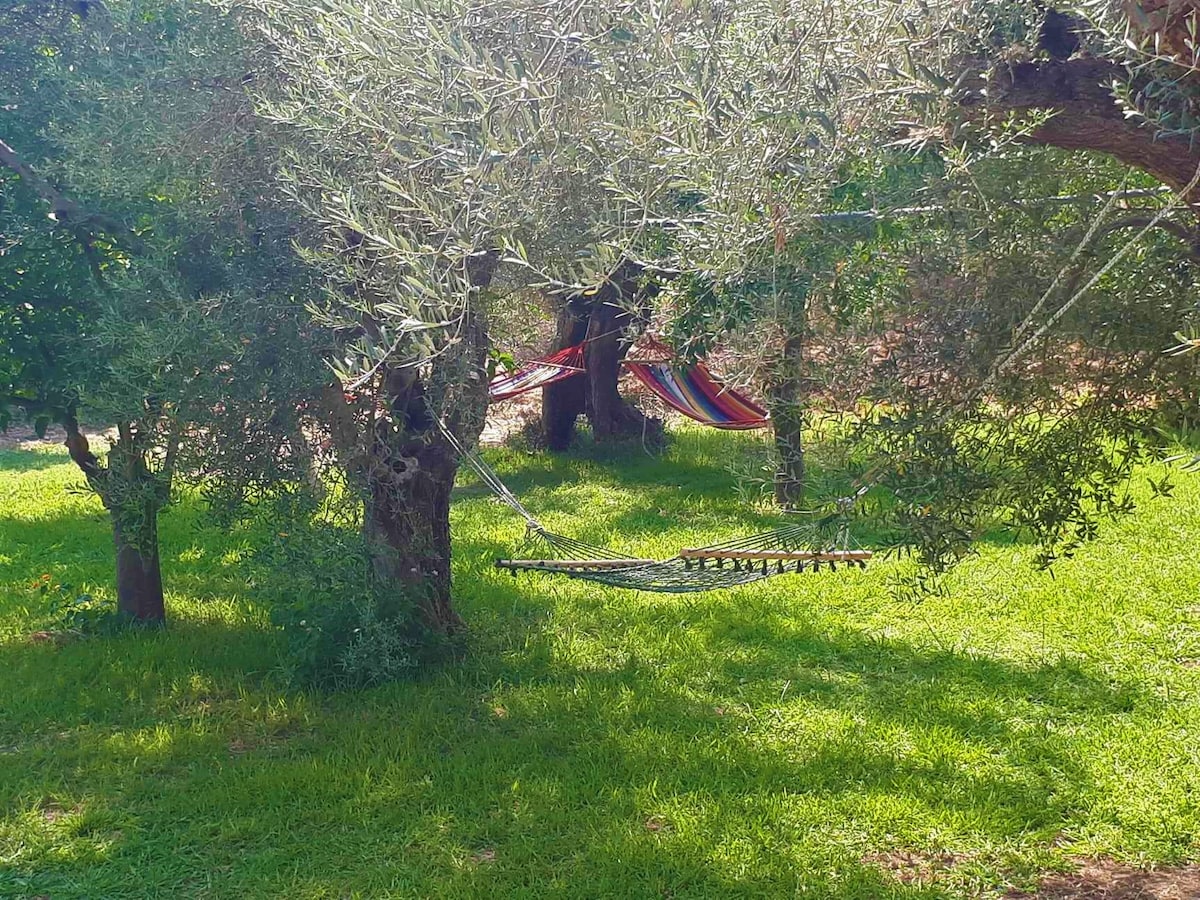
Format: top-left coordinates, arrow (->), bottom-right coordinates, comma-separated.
436,418 -> 869,593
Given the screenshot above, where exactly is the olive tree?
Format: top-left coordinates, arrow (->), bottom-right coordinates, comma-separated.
235,0 -> 953,552
230,0 -> 735,629
1,0 -> 316,623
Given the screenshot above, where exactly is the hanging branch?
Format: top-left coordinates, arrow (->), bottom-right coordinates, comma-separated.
0,137 -> 140,268
1097,215 -> 1200,263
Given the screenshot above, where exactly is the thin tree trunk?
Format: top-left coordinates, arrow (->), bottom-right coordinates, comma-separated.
112,512 -> 166,625
769,334 -> 806,509
64,414 -> 168,625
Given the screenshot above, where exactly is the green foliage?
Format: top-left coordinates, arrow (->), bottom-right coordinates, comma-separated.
661,131 -> 1200,580
485,347 -> 518,381
250,515 -> 427,688
5,0 -> 1200,633
232,0 -> 948,391
35,575 -> 120,637
0,171 -> 97,426
0,0 -> 326,621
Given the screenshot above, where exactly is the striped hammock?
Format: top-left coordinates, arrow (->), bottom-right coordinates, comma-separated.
624,360 -> 769,430
488,344 -> 585,402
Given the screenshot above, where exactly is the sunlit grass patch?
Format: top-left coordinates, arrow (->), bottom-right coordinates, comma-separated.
1,432 -> 1198,897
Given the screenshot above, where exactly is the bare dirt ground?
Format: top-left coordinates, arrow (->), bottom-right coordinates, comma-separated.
866,850 -> 1200,899
1006,859 -> 1200,900
479,391 -> 542,446
0,421 -> 114,452
0,389 -> 656,455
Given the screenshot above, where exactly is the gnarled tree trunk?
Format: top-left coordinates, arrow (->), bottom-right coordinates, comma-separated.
542,263 -> 660,450
351,343 -> 489,634
328,257 -> 494,635
112,513 -> 166,624
363,432 -> 462,633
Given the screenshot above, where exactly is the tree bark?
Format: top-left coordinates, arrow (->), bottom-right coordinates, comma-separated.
542,305 -> 589,451
363,435 -> 462,633
341,256 -> 495,635
971,58 -> 1200,197
63,415 -> 169,625
112,512 -> 166,625
768,333 -> 806,509
542,263 -> 659,450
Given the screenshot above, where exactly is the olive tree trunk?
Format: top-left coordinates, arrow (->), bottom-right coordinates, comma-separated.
65,417 -> 168,625
767,334 -> 806,509
362,432 -> 463,633
112,512 -> 166,624
327,264 -> 493,635
542,263 -> 659,450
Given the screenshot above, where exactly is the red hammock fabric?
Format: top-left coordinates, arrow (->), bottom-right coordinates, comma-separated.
623,359 -> 769,430
488,344 -> 586,401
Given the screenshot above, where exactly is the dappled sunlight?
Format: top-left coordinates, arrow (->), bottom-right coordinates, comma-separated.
2,433 -> 1200,895
0,795 -> 125,880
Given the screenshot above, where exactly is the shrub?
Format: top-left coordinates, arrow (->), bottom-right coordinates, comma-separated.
251,515 -> 431,688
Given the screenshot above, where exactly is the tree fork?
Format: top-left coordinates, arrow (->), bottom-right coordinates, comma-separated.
356,263 -> 494,635
542,262 -> 659,450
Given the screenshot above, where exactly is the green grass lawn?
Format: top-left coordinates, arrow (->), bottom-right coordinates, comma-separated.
1,428 -> 1198,898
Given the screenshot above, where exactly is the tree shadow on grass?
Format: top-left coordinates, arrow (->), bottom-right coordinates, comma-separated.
0,441 -> 1166,896
0,598 -> 1145,898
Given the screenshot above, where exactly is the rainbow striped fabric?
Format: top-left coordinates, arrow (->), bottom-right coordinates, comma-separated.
623,360 -> 769,429
488,344 -> 586,402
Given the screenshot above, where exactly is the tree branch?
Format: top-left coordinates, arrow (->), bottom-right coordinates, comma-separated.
1098,214 -> 1200,262
0,136 -> 138,250
0,137 -> 87,224
968,58 -> 1200,199
62,409 -> 106,486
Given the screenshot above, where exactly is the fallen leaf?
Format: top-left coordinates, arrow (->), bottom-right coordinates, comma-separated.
644,815 -> 672,833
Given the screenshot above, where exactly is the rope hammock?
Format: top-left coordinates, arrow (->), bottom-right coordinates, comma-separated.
498,525 -> 869,592
437,419 -> 869,593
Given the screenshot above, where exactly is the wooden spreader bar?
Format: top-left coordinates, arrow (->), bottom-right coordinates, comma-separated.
677,549 -> 873,562
496,558 -> 656,572
679,547 -> 872,573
